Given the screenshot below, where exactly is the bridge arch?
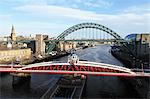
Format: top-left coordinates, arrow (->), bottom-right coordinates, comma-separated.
57,22 -> 122,40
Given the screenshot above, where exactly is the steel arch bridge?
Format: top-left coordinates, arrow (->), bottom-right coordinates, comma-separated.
56,22 -> 122,40
45,22 -> 125,53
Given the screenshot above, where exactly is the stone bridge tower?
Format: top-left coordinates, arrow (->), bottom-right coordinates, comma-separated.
35,34 -> 45,57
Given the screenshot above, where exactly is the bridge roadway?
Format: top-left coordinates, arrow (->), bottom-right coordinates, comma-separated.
0,61 -> 150,77
44,39 -> 125,43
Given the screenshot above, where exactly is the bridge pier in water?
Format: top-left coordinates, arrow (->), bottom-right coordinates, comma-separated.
11,73 -> 31,88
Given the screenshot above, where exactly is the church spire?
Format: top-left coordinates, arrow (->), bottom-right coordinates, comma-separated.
11,25 -> 16,41
11,25 -> 15,34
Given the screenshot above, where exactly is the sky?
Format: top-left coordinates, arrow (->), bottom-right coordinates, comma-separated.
0,0 -> 150,38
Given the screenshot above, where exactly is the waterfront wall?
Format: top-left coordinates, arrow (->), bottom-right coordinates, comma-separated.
0,48 -> 31,64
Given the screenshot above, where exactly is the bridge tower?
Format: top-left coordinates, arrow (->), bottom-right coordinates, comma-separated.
35,34 -> 45,57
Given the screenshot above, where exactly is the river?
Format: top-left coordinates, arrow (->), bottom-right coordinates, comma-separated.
0,44 -> 148,98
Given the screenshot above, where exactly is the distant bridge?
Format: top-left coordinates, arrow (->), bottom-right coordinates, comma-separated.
0,61 -> 149,77
45,22 -> 125,53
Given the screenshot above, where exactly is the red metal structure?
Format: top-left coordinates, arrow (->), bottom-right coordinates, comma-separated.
0,61 -> 149,77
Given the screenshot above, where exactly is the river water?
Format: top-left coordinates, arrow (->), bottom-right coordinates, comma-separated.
0,45 -> 148,98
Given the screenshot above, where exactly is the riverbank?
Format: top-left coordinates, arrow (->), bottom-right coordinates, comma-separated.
110,48 -> 150,99
23,52 -> 70,65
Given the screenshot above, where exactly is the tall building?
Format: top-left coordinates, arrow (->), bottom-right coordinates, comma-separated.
11,25 -> 16,41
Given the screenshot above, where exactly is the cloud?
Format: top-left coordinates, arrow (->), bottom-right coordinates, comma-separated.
0,0 -> 47,5
0,0 -> 113,10
0,15 -> 11,20
123,3 -> 150,14
14,4 -> 149,22
14,5 -> 102,21
84,0 -> 113,8
13,5 -> 150,24
1,1 -> 149,37
13,4 -> 150,37
15,22 -> 67,37
48,0 -> 113,9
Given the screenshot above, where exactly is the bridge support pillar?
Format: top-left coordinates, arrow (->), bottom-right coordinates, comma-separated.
35,34 -> 45,58
12,74 -> 31,89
